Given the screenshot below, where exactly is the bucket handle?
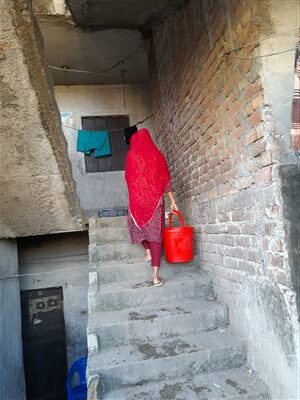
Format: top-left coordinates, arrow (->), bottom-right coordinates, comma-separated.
168,210 -> 186,228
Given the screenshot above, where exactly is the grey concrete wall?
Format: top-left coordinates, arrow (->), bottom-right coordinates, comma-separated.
0,0 -> 83,238
0,239 -> 26,400
54,85 -> 154,216
18,232 -> 89,367
280,165 -> 300,318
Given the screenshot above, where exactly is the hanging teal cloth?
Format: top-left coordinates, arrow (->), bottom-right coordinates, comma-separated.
76,130 -> 111,158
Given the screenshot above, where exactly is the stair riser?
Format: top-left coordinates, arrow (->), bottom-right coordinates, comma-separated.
89,308 -> 229,350
90,216 -> 128,230
101,365 -> 270,400
233,395 -> 270,400
89,345 -> 247,394
90,228 -> 129,245
102,385 -> 269,400
89,279 -> 214,312
102,369 -> 270,400
103,390 -> 269,400
95,263 -> 197,284
89,244 -> 144,263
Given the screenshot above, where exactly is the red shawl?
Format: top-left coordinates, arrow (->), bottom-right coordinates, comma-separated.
125,128 -> 170,228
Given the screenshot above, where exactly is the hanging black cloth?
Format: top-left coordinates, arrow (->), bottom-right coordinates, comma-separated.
124,125 -> 138,145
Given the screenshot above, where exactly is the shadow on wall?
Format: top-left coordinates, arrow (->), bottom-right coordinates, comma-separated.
280,165 -> 300,320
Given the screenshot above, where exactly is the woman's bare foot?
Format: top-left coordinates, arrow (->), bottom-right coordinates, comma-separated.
152,266 -> 163,287
143,249 -> 151,262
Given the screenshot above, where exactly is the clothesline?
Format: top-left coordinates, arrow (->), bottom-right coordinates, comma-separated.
136,114 -> 155,125
49,42 -> 145,76
61,114 -> 154,132
0,266 -> 87,281
224,26 -> 300,54
62,124 -> 122,132
222,47 -> 294,60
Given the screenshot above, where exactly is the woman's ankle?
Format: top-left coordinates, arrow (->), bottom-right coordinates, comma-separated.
152,266 -> 160,280
143,249 -> 151,261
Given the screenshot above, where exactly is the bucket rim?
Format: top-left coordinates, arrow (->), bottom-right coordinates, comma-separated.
164,226 -> 194,231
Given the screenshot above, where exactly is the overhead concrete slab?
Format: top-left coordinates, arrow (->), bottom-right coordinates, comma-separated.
33,0 -> 71,16
66,0 -> 186,30
38,21 -> 148,85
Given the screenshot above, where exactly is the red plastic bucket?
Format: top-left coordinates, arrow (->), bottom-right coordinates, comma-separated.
163,210 -> 194,263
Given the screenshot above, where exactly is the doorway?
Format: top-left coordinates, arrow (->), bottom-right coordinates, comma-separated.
21,287 -> 67,400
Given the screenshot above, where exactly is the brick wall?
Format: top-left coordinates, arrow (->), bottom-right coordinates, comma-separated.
150,0 -> 299,397
150,0 -> 288,284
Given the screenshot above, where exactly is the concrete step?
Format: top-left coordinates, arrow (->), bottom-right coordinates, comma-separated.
89,216 -> 128,231
88,329 -> 246,393
88,298 -> 229,350
102,366 -> 270,400
89,227 -> 129,245
93,259 -> 198,284
88,271 -> 214,312
89,242 -> 144,264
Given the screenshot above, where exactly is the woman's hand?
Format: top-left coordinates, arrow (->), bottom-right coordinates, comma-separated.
170,200 -> 179,212
167,191 -> 179,212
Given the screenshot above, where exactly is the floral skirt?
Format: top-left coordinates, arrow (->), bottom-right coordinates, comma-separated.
128,197 -> 165,244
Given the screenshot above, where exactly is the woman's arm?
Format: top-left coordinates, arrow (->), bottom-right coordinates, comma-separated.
167,192 -> 179,211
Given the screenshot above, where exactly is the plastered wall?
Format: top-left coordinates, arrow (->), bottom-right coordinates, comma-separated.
54,84 -> 154,216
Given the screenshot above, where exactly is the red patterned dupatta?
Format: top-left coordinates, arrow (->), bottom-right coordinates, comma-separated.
125,128 -> 170,228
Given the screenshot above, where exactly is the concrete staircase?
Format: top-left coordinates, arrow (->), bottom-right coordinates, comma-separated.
87,217 -> 269,400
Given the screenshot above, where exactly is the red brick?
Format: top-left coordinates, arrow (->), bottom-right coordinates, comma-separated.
251,139 -> 266,158
245,129 -> 259,146
252,94 -> 263,110
271,240 -> 284,252
270,255 -> 284,268
240,222 -> 256,234
264,222 -> 276,235
242,59 -> 252,73
249,110 -> 262,126
235,176 -> 254,190
244,81 -> 263,101
255,166 -> 273,186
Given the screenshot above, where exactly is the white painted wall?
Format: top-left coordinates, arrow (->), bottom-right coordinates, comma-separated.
54,84 -> 154,216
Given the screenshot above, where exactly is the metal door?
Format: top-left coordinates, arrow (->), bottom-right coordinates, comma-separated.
21,287 -> 67,400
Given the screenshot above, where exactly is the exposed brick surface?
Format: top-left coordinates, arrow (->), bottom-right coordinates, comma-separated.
150,0 -> 290,287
